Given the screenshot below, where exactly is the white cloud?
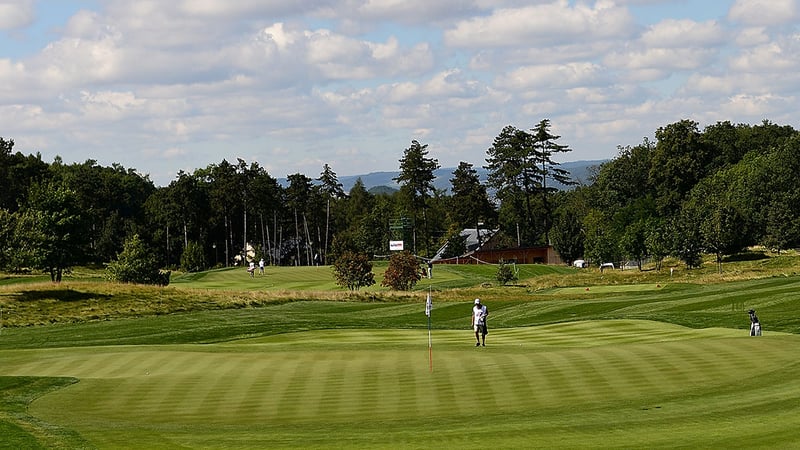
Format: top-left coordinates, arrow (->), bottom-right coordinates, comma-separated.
163,147 -> 189,158
728,0 -> 799,26
496,63 -> 605,91
640,19 -> 726,48
354,0 -> 489,23
176,0 -> 314,18
0,0 -> 35,30
444,1 -> 636,48
721,93 -> 780,116
1,1 -> 799,185
735,27 -> 771,46
78,90 -> 148,122
260,23 -> 296,51
730,40 -> 800,72
606,47 -> 718,76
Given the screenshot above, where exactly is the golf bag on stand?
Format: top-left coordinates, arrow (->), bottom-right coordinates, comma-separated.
748,309 -> 761,336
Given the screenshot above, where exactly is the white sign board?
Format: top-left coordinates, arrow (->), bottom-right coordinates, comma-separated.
389,240 -> 404,251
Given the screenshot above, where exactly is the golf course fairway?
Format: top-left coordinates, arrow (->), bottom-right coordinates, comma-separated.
2,320 -> 799,448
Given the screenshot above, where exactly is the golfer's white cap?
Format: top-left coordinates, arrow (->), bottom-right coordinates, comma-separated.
474,298 -> 481,304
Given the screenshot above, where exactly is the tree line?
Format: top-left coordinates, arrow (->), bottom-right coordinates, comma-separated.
1,118 -> 798,282
554,119 -> 800,272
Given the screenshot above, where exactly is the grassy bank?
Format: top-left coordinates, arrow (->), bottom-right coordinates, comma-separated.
2,251 -> 797,329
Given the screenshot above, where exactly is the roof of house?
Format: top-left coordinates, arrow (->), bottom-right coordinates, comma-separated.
431,228 -> 498,261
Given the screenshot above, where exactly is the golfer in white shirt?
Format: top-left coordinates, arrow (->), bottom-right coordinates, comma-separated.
472,298 -> 488,346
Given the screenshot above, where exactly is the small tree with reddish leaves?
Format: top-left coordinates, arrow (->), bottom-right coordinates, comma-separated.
332,251 -> 375,291
381,251 -> 422,291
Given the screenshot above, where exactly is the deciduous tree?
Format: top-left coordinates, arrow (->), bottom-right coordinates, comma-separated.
381,251 -> 422,290
332,251 -> 375,291
18,181 -> 87,282
107,234 -> 170,285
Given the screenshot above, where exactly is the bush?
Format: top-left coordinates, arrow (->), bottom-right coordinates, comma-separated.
106,234 -> 170,286
496,261 -> 517,285
381,251 -> 422,291
332,251 -> 375,291
180,241 -> 206,272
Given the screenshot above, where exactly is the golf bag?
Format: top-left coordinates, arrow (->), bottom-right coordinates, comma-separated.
748,309 -> 761,336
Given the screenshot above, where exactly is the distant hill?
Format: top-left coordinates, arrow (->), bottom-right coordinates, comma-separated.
278,160 -> 604,193
338,160 -> 604,193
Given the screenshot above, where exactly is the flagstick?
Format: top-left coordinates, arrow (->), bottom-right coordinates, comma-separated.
428,311 -> 432,373
427,288 -> 433,373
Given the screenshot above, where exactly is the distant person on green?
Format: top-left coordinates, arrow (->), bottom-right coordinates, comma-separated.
748,309 -> 761,336
472,298 -> 488,346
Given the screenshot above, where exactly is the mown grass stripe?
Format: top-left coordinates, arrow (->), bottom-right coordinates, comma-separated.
276,353 -> 319,422
396,352 -> 422,417
257,353 -> 303,423
7,321 -> 800,448
89,351 -> 145,379
429,356 -> 463,415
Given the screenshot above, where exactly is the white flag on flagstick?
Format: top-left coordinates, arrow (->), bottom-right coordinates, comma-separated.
425,292 -> 432,317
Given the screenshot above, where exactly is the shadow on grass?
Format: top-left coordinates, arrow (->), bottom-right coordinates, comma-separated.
0,376 -> 88,448
13,289 -> 112,302
724,251 -> 769,262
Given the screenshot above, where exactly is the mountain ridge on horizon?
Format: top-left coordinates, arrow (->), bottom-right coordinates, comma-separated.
331,159 -> 605,193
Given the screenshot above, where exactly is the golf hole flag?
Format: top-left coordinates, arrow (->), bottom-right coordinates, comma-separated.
425,291 -> 433,372
425,292 -> 432,317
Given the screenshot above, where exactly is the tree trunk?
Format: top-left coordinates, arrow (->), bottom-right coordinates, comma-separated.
422,207 -> 429,258
294,208 -> 301,266
243,196 -> 248,263
278,225 -> 283,266
273,212 -> 278,266
304,213 -> 313,265
324,199 -> 330,264
260,213 -> 266,262
224,213 -> 230,267
165,223 -> 170,267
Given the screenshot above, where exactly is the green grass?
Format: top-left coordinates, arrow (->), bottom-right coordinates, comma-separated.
3,323 -> 800,448
2,257 -> 800,448
169,262 -> 533,291
0,376 -> 88,449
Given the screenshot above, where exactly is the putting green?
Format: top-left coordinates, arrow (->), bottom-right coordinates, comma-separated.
2,321 -> 799,448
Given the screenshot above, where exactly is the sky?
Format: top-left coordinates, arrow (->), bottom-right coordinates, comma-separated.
1,0 -> 798,186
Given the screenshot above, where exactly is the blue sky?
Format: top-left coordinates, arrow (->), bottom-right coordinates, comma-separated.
1,0 -> 798,186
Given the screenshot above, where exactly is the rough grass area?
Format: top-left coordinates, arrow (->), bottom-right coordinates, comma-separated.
2,251 -> 798,329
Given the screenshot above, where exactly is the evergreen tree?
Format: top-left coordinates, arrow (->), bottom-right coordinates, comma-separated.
449,161 -> 496,247
530,119 -> 575,243
394,140 -> 439,257
485,125 -> 536,245
318,164 -> 345,264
